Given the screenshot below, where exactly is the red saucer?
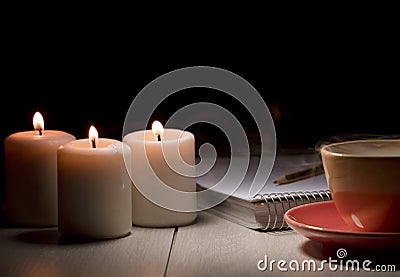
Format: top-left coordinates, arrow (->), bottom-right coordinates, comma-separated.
284,201 -> 400,248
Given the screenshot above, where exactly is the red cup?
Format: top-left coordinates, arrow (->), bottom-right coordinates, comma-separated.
321,139 -> 400,232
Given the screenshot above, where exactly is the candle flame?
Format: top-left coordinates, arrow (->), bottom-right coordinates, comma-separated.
33,112 -> 44,134
89,125 -> 98,148
152,120 -> 164,141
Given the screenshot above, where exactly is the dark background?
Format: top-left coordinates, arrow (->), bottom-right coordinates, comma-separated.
1,16 -> 399,205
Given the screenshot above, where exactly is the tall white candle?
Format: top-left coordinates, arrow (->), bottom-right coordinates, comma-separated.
57,126 -> 132,239
4,112 -> 76,226
123,121 -> 197,227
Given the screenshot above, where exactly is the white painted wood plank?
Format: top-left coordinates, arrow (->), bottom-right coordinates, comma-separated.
1,213 -> 398,276
167,212 -> 399,276
0,226 -> 175,277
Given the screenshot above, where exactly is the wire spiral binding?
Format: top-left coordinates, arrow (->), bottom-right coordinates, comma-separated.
254,190 -> 331,231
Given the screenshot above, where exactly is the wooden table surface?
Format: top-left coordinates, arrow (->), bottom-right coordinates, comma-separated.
0,211 -> 398,277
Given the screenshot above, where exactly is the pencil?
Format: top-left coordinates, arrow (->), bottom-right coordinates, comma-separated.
273,163 -> 325,185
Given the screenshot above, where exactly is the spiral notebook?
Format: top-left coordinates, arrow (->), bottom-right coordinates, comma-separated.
196,152 -> 331,231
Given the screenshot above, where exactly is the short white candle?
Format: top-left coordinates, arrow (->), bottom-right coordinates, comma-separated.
57,126 -> 132,239
123,121 -> 197,227
5,112 -> 75,226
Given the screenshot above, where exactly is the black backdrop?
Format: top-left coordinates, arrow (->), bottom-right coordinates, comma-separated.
2,46 -> 398,150
1,21 -> 399,204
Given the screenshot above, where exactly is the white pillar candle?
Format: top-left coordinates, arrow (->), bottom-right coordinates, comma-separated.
57,126 -> 132,239
4,112 -> 75,226
123,121 -> 197,227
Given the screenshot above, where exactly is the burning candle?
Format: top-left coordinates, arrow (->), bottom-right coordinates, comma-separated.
4,112 -> 75,226
123,121 -> 197,227
57,125 -> 132,239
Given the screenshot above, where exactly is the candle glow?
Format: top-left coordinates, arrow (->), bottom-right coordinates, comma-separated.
123,125 -> 197,227
89,125 -> 98,148
33,112 -> 44,135
5,113 -> 75,226
58,132 -> 132,238
152,120 -> 164,141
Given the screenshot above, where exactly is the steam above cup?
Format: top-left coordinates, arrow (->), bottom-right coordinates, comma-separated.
321,139 -> 400,232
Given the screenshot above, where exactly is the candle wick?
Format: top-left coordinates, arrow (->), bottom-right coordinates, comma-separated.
38,129 -> 43,136
91,138 -> 96,148
157,134 -> 161,142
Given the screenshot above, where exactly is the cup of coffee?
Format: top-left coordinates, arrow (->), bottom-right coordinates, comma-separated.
321,139 -> 400,232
